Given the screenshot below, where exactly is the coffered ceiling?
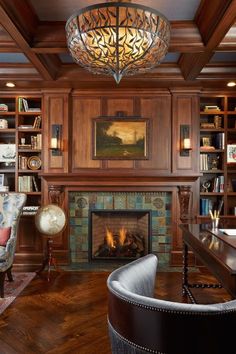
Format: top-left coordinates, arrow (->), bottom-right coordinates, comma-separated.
0,0 -> 235,89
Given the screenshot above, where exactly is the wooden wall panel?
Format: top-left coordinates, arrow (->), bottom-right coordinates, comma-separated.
139,96 -> 171,172
43,89 -> 70,173
171,91 -> 200,174
72,97 -> 101,169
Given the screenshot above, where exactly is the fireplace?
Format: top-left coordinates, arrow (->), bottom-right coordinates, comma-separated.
89,210 -> 151,261
69,191 -> 172,266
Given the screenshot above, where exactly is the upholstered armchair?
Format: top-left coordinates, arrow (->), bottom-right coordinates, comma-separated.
107,254 -> 236,354
0,193 -> 26,298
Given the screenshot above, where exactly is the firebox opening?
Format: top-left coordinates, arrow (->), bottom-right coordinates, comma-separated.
89,210 -> 151,261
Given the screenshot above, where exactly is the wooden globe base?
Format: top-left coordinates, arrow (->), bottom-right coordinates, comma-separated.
36,238 -> 62,281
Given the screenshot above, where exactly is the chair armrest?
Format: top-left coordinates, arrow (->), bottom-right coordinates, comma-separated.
5,237 -> 14,252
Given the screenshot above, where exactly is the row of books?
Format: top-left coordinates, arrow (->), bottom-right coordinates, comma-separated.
18,134 -> 42,150
200,154 -> 221,171
212,175 -> 224,192
18,98 -> 41,112
18,175 -> 39,192
200,198 -> 224,216
200,154 -> 210,171
19,115 -> 41,129
200,198 -> 214,216
31,134 -> 42,149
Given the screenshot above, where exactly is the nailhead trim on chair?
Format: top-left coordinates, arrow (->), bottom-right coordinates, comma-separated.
109,319 -> 166,354
109,288 -> 236,316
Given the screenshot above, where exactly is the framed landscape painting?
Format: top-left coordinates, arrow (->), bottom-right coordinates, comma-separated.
93,117 -> 149,159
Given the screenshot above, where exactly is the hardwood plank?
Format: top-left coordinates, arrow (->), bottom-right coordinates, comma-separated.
0,270 -> 231,353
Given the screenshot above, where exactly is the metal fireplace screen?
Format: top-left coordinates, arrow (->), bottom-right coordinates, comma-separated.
89,210 -> 151,261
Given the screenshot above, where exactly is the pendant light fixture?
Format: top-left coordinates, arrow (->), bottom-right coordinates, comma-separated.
65,1 -> 170,83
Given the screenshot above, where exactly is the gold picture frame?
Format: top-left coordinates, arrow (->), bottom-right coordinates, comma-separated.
93,117 -> 149,160
27,156 -> 42,170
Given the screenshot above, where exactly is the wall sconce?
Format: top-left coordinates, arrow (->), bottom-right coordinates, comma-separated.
180,124 -> 192,156
50,124 -> 62,156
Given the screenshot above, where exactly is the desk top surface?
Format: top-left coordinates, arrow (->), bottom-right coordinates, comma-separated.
180,223 -> 236,274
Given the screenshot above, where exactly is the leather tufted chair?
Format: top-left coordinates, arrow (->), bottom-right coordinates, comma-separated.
107,254 -> 236,354
0,192 -> 26,298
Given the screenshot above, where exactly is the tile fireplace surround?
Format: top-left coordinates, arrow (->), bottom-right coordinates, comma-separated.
69,191 -> 172,266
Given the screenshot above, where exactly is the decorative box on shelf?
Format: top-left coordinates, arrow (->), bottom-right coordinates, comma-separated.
0,104 -> 8,111
0,119 -> 8,129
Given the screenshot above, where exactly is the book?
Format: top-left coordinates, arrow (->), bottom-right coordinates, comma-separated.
22,98 -> 29,112
200,123 -> 215,129
33,115 -> 41,129
19,125 -> 33,129
28,108 -> 41,112
32,175 -> 39,192
204,105 -> 220,111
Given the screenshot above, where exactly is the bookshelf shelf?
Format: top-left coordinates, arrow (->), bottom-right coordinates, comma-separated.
201,169 -> 224,174
199,94 -> 236,217
18,169 -> 41,173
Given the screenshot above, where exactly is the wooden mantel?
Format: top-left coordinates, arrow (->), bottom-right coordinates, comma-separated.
40,174 -> 201,185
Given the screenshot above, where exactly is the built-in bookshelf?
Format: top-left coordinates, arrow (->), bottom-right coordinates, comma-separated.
199,94 -> 236,217
0,94 -> 43,208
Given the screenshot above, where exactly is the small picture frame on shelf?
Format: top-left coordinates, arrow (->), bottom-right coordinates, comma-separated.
227,144 -> 236,163
0,174 -> 4,186
202,137 -> 211,147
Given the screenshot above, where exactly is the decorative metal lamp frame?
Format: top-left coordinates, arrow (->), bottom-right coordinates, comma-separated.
66,2 -> 170,83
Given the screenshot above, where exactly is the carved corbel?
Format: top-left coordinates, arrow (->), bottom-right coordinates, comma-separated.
48,185 -> 64,205
178,185 -> 193,222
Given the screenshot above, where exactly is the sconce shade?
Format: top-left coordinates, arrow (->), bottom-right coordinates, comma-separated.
65,2 -> 170,83
183,138 -> 191,150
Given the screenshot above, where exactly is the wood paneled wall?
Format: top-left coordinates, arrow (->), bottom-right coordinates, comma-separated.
70,89 -> 199,176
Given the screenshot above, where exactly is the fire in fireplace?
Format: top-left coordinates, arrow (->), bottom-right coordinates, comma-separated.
89,210 -> 151,261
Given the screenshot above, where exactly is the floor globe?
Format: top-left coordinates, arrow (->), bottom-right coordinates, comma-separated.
35,204 -> 66,236
35,204 -> 66,281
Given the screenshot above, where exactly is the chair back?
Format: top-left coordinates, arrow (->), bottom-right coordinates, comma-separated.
107,254 -> 236,354
0,192 -> 26,270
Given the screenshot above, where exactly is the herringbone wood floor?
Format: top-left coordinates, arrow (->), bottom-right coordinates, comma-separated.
0,270 -> 231,354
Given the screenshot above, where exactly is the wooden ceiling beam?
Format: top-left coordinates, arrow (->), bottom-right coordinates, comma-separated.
179,0 -> 236,80
30,20 -> 204,54
0,1 -> 59,80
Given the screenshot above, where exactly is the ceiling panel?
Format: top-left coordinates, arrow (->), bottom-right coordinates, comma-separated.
29,0 -> 201,21
162,53 -> 180,63
211,52 -> 236,62
0,53 -> 29,63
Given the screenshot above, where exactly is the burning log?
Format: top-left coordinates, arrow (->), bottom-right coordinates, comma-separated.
94,228 -> 145,259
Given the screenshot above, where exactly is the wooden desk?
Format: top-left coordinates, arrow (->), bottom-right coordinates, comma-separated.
180,223 -> 236,303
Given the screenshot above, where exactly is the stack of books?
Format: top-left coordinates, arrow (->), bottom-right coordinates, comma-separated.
0,186 -> 9,192
22,205 -> 40,215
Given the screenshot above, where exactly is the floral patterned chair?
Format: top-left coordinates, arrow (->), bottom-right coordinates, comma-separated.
0,193 -> 26,298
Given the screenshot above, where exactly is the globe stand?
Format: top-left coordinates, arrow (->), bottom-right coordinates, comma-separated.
35,204 -> 67,282
36,237 -> 62,282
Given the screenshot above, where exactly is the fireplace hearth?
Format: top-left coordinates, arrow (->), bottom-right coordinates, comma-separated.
89,210 -> 151,261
